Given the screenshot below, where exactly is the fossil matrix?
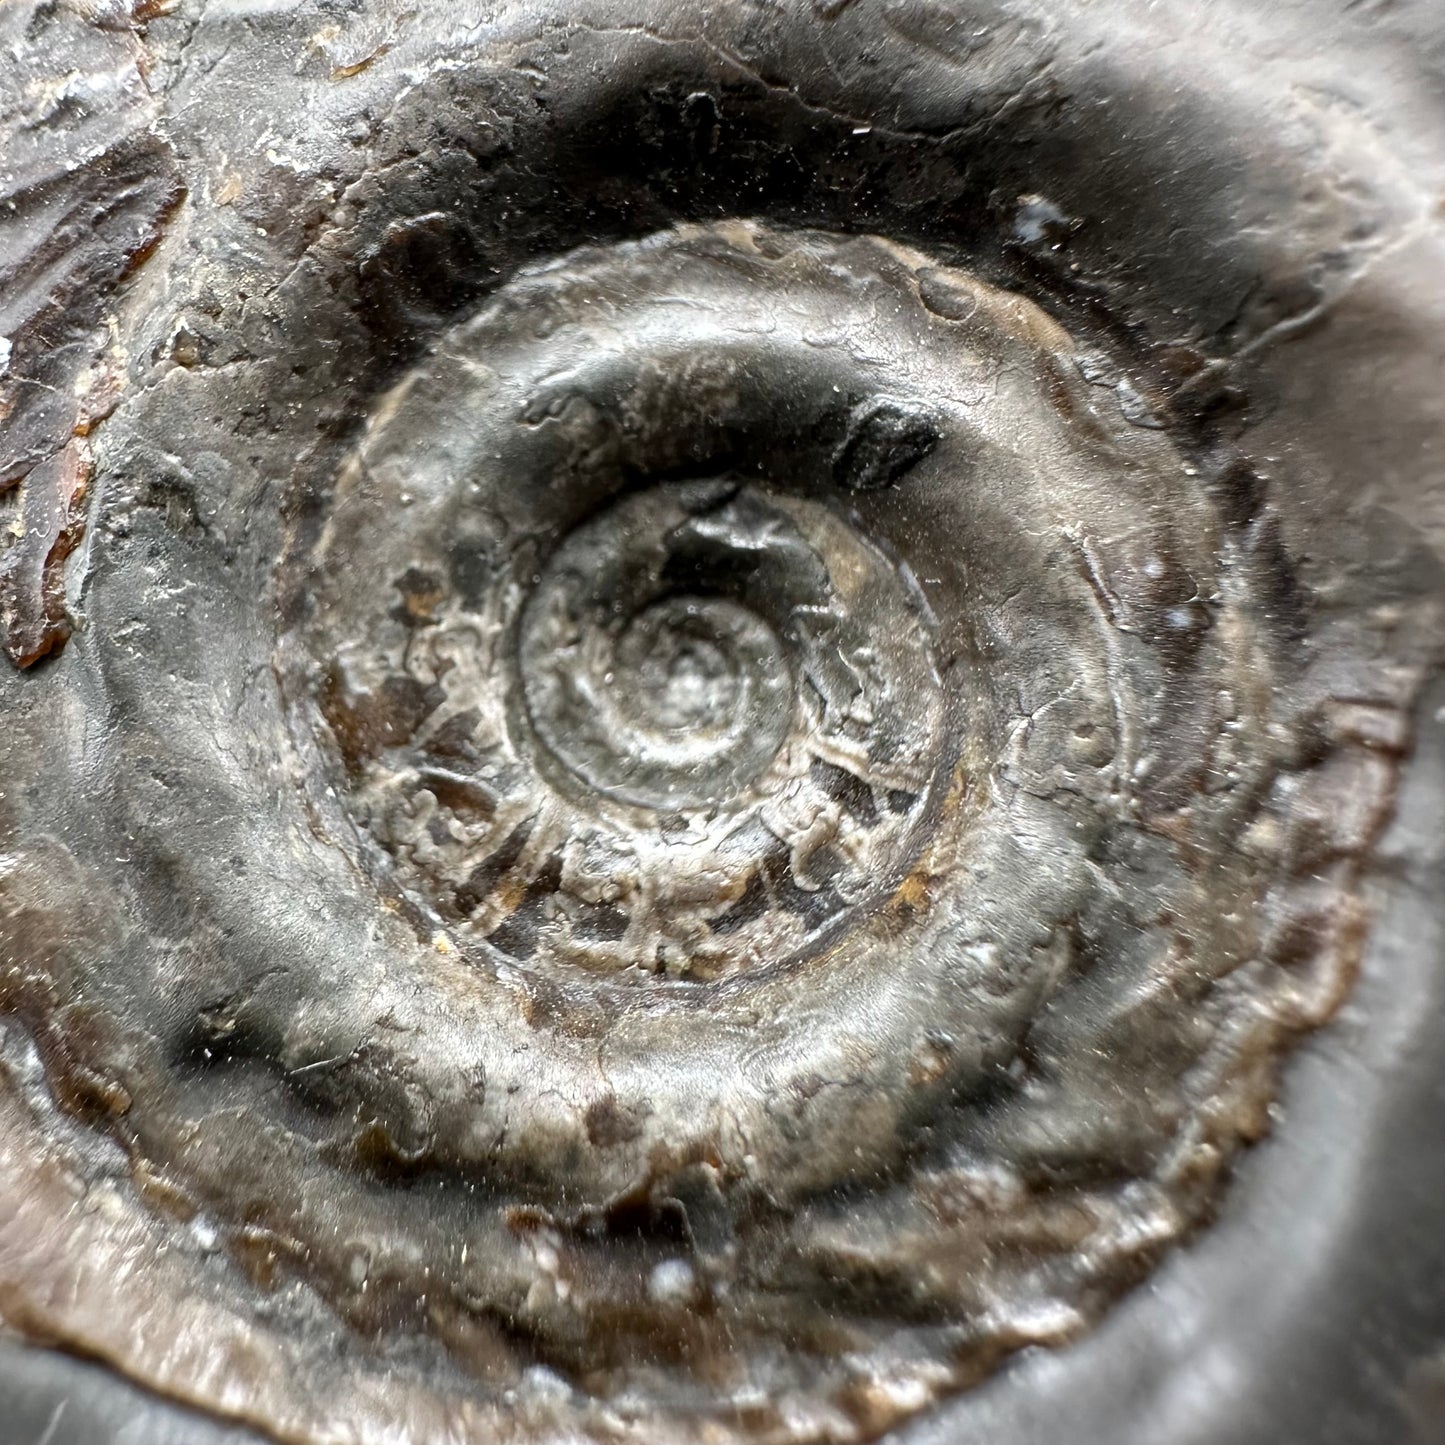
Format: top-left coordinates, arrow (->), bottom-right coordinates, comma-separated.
0,3 -> 1441,1444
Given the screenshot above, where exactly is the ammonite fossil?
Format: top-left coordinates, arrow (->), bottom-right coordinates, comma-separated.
2,2 -> 1443,1443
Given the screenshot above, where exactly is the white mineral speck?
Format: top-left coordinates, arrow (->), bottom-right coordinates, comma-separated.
648,1257 -> 698,1305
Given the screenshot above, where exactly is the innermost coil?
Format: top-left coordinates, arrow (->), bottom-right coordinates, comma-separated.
523,580 -> 793,809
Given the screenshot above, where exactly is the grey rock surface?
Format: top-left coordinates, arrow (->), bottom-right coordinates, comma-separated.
0,1 -> 1442,1442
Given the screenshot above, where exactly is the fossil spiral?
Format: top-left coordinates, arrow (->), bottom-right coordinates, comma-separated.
0,3 -> 1440,1444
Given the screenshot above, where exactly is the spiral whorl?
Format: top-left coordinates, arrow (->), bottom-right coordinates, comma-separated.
0,10 -> 1431,1445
